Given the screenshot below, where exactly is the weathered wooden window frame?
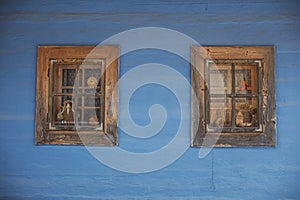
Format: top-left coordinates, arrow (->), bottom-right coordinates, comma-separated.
35,46 -> 119,145
191,46 -> 276,147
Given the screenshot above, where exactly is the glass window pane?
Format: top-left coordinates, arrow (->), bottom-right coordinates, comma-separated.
62,68 -> 76,86
209,63 -> 232,94
82,108 -> 101,126
53,64 -> 77,93
208,97 -> 232,128
235,63 -> 258,94
235,97 -> 258,127
82,95 -> 101,107
84,68 -> 101,87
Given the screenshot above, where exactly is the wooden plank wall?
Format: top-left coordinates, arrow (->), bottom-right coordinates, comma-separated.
0,0 -> 299,199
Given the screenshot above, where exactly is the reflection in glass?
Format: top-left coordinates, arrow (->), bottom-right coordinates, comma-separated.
208,97 -> 231,128
209,63 -> 231,94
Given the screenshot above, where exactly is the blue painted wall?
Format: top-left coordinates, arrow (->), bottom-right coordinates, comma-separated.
0,0 -> 300,199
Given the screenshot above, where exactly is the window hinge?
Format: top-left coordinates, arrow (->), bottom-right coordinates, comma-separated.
255,60 -> 262,68
95,122 -> 104,131
48,59 -> 57,77
48,123 -> 56,130
47,113 -> 56,130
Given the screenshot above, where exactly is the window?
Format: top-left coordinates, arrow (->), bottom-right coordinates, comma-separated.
191,46 -> 276,147
35,46 -> 119,145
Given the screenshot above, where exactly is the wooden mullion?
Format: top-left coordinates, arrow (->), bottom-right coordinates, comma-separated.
231,63 -> 236,129
81,67 -> 85,123
100,60 -> 105,127
205,60 -> 211,128
257,60 -> 263,131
